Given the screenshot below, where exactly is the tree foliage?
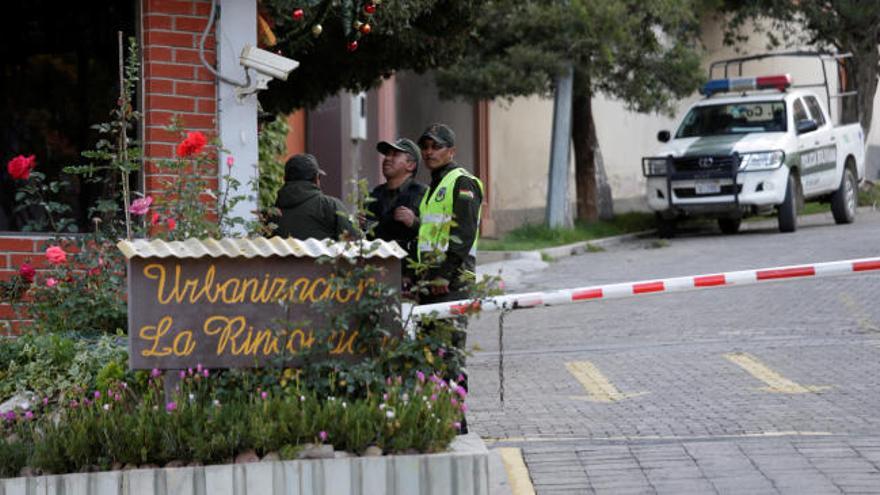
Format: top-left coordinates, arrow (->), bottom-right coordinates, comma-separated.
257,0 -> 485,113
435,0 -> 705,220
718,0 -> 880,134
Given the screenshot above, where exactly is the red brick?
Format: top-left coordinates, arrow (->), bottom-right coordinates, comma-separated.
195,67 -> 218,82
145,175 -> 181,192
175,16 -> 208,32
146,62 -> 195,80
144,14 -> 173,31
146,94 -> 196,113
145,110 -> 176,126
144,30 -> 194,48
175,48 -> 213,65
197,98 -> 216,114
177,113 -> 216,129
145,142 -> 175,158
193,1 -> 212,16
146,0 -> 193,16
10,254 -> 47,269
146,126 -> 185,143
0,238 -> 35,253
146,79 -> 174,94
0,304 -> 19,319
176,81 -> 215,98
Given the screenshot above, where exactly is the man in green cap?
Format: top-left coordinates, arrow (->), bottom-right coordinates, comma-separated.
272,153 -> 353,240
366,137 -> 427,284
416,123 -> 484,304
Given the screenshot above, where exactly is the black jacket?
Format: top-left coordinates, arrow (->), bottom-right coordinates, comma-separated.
272,180 -> 352,240
367,177 -> 427,254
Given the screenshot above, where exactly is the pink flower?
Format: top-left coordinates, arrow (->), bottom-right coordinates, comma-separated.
176,131 -> 208,158
226,156 -> 234,169
260,391 -> 268,400
167,217 -> 177,230
18,263 -> 35,284
202,369 -> 210,378
196,363 -> 203,373
7,155 -> 36,181
416,370 -> 425,383
450,397 -> 458,407
94,391 -> 101,399
179,370 -> 186,379
437,348 -> 446,358
45,277 -> 58,288
318,431 -> 328,442
453,421 -> 461,430
24,411 -> 34,420
45,246 -> 67,265
129,196 -> 153,216
150,368 -> 162,378
460,403 -> 468,413
4,411 -> 15,422
166,402 -> 177,412
430,394 -> 437,402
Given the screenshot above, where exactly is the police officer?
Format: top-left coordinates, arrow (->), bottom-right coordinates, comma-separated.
272,153 -> 353,240
416,123 -> 484,304
367,137 -> 427,280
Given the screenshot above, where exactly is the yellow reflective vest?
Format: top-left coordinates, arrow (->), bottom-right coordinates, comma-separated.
417,167 -> 484,265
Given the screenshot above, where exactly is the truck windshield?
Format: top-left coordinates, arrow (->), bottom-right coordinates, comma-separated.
676,101 -> 787,138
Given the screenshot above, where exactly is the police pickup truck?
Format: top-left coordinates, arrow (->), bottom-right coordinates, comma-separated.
642,55 -> 865,235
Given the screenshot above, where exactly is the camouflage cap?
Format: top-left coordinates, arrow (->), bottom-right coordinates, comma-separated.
376,137 -> 421,166
418,123 -> 455,148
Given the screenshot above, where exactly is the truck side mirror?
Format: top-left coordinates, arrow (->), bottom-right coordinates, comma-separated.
796,119 -> 818,134
657,130 -> 671,143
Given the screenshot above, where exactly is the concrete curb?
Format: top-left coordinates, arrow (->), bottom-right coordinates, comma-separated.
0,434 -> 489,495
477,230 -> 651,265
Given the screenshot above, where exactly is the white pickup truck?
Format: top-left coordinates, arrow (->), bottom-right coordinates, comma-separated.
643,57 -> 865,235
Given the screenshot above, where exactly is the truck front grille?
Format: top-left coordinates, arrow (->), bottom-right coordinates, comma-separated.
673,156 -> 738,173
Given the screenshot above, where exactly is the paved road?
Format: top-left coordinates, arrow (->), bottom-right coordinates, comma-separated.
470,209 -> 880,494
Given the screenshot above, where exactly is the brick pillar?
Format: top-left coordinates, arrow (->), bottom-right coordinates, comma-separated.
142,0 -> 219,199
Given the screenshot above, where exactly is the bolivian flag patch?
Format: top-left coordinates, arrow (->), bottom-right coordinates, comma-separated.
458,189 -> 475,200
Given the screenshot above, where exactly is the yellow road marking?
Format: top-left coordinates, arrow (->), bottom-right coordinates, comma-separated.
565,361 -> 646,402
724,352 -> 830,394
839,294 -> 880,333
497,447 -> 536,495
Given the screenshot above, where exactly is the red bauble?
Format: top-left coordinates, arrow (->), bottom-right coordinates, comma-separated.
292,8 -> 304,21
347,40 -> 359,52
364,3 -> 376,14
360,23 -> 372,34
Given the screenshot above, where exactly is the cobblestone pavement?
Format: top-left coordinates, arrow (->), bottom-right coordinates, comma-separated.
469,209 -> 880,494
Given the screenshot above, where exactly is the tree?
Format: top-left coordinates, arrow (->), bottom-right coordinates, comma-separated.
257,0 -> 486,113
434,0 -> 704,221
719,1 -> 880,135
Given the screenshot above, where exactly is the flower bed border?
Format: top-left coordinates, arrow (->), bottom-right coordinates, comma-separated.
0,433 -> 488,495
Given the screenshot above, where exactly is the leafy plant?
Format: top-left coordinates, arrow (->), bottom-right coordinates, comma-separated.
258,113 -> 289,213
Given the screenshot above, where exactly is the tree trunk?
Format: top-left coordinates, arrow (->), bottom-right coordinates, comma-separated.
572,80 -> 598,221
851,46 -> 879,136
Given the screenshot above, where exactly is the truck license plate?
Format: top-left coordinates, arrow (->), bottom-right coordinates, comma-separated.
695,180 -> 721,194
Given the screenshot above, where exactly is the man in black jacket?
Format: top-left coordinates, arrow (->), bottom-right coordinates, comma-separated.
272,154 -> 352,240
366,138 -> 427,279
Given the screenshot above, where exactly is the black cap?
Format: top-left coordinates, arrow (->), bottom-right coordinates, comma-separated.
284,153 -> 326,181
418,123 -> 455,147
377,138 -> 421,166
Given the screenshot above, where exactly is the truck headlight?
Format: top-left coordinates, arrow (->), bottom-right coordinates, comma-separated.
642,157 -> 669,176
739,151 -> 785,171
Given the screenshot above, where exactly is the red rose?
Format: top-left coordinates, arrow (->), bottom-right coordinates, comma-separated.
18,263 -> 35,284
167,217 -> 177,230
175,131 -> 207,158
7,155 -> 36,181
45,246 -> 67,265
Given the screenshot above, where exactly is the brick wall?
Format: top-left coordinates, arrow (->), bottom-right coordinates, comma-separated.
0,236 -> 51,335
143,0 -> 220,199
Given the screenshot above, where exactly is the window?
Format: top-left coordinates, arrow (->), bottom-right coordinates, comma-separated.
0,1 -> 137,233
676,101 -> 787,138
792,99 -> 809,123
804,96 -> 827,127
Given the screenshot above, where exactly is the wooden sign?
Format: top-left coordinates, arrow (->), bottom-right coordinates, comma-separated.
126,255 -> 401,369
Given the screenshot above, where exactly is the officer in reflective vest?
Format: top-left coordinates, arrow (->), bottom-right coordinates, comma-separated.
416,123 -> 484,305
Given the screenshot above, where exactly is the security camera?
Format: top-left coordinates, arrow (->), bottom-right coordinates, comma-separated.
238,45 -> 299,96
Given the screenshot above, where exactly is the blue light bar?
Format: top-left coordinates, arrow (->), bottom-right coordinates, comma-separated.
701,74 -> 792,96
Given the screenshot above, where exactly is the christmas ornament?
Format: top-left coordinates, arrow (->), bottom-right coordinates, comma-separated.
347,40 -> 359,52
360,23 -> 371,34
311,24 -> 323,36
364,3 -> 376,14
292,8 -> 304,21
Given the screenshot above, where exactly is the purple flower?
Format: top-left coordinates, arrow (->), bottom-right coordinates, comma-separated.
456,387 -> 467,399
196,363 -> 203,373
24,411 -> 34,420
437,348 -> 446,358
461,403 -> 468,413
4,411 -> 15,421
416,370 -> 425,383
430,394 -> 437,402
69,400 -> 79,409
319,431 -> 328,442
166,401 -> 177,412
150,368 -> 162,378
179,370 -> 186,379
456,374 -> 465,383
94,391 -> 101,399
42,397 -> 49,406
260,391 -> 268,400
453,421 -> 462,430
382,393 -> 389,401
114,394 -> 122,402
451,397 -> 459,407
203,369 -> 210,378
187,368 -> 193,376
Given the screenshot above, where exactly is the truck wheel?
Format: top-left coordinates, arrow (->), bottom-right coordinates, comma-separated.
778,173 -> 798,233
655,213 -> 676,238
830,167 -> 856,224
718,218 -> 741,234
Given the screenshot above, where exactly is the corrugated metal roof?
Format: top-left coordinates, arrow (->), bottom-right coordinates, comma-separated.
117,237 -> 406,260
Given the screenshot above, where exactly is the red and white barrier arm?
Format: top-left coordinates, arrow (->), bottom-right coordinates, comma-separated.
410,256 -> 880,320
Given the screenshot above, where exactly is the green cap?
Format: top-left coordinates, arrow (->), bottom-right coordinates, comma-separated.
418,123 -> 455,147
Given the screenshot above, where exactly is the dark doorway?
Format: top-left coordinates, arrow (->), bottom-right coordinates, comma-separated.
0,1 -> 138,232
